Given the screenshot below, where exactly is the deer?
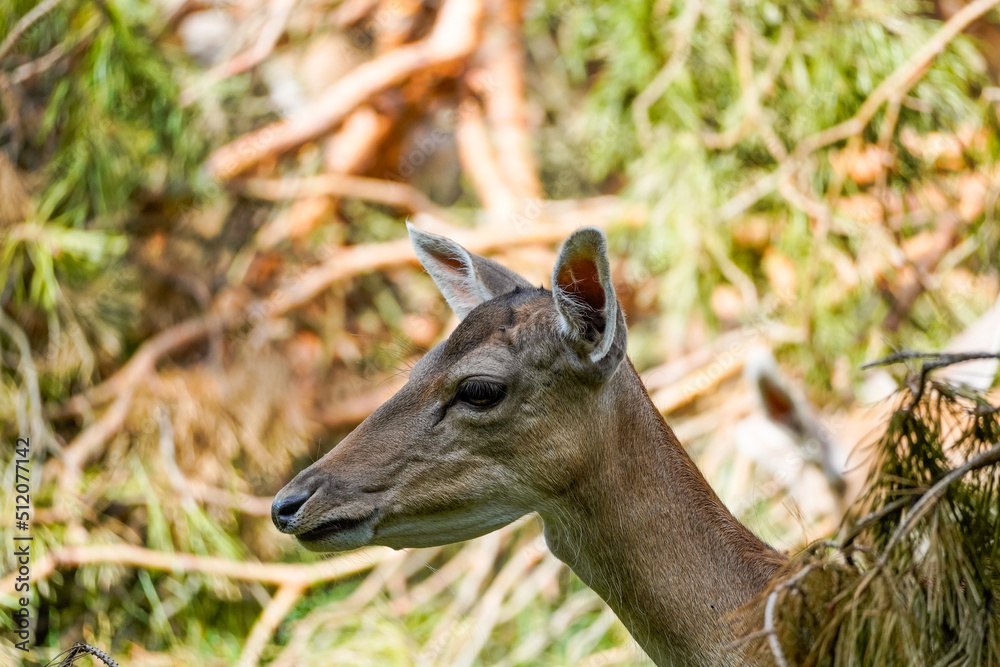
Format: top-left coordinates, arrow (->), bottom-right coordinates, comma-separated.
272,225 -> 788,666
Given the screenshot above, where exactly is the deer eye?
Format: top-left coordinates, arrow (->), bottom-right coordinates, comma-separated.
455,379 -> 506,408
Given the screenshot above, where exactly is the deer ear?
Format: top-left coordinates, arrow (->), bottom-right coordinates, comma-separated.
408,222 -> 532,320
552,227 -> 625,371
744,347 -> 807,437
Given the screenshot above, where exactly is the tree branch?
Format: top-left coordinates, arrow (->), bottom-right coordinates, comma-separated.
205,0 -> 485,180
0,542 -> 391,595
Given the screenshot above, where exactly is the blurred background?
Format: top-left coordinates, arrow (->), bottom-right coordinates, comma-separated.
1,0 -> 999,664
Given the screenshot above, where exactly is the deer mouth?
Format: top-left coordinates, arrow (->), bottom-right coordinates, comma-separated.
297,508 -> 380,544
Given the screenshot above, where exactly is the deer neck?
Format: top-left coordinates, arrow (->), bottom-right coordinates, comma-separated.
538,360 -> 785,666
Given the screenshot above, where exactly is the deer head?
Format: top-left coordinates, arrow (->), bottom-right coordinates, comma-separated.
271,225 -> 626,552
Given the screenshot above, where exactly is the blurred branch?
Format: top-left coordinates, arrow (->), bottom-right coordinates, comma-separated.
700,21 -> 793,150
456,97 -> 521,215
0,309 -> 56,452
181,0 -> 299,105
479,0 -> 542,200
239,173 -> 464,227
262,210 -> 641,316
206,0 -> 485,180
60,314 -> 224,483
0,542 -> 391,595
763,564 -> 817,667
795,0 -> 999,157
186,482 -> 274,517
236,583 -> 306,667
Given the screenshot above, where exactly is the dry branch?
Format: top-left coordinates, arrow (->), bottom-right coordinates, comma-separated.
456,98 -> 521,215
479,0 -> 542,200
0,542 -> 390,595
236,583 -> 306,667
240,173 -> 463,226
60,314 -> 226,477
763,565 -> 817,667
205,0 -> 484,180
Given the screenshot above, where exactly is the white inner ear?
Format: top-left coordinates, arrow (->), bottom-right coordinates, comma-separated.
409,224 -> 494,319
436,253 -> 492,318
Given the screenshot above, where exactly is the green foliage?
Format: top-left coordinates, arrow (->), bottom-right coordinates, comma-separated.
1,0 -> 202,313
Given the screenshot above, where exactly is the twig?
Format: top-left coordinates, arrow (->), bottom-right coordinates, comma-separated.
239,173 -> 463,227
60,313 -> 225,479
311,383 -> 405,430
236,583 -> 306,667
206,0 -> 485,180
0,0 -> 65,61
13,15 -> 101,84
181,0 -> 299,106
640,329 -> 748,393
703,231 -> 759,310
158,405 -> 195,507
448,539 -> 545,667
421,533 -> 502,662
271,550 -> 419,666
323,105 -> 389,174
12,42 -> 63,82
762,564 -> 817,667
51,642 -> 119,667
0,542 -> 391,595
836,497 -> 910,548
632,0 -> 703,143
700,21 -> 793,150
185,481 -> 274,517
330,0 -> 378,27
867,350 -> 1000,408
861,350 -> 1000,370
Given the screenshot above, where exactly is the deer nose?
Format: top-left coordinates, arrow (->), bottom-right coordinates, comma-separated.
272,490 -> 312,532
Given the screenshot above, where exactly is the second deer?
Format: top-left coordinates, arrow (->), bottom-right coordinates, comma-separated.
272,225 -> 788,666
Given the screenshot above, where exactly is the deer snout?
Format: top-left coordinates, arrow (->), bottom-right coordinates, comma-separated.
272,489 -> 310,532
271,472 -> 323,533
271,464 -> 384,551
